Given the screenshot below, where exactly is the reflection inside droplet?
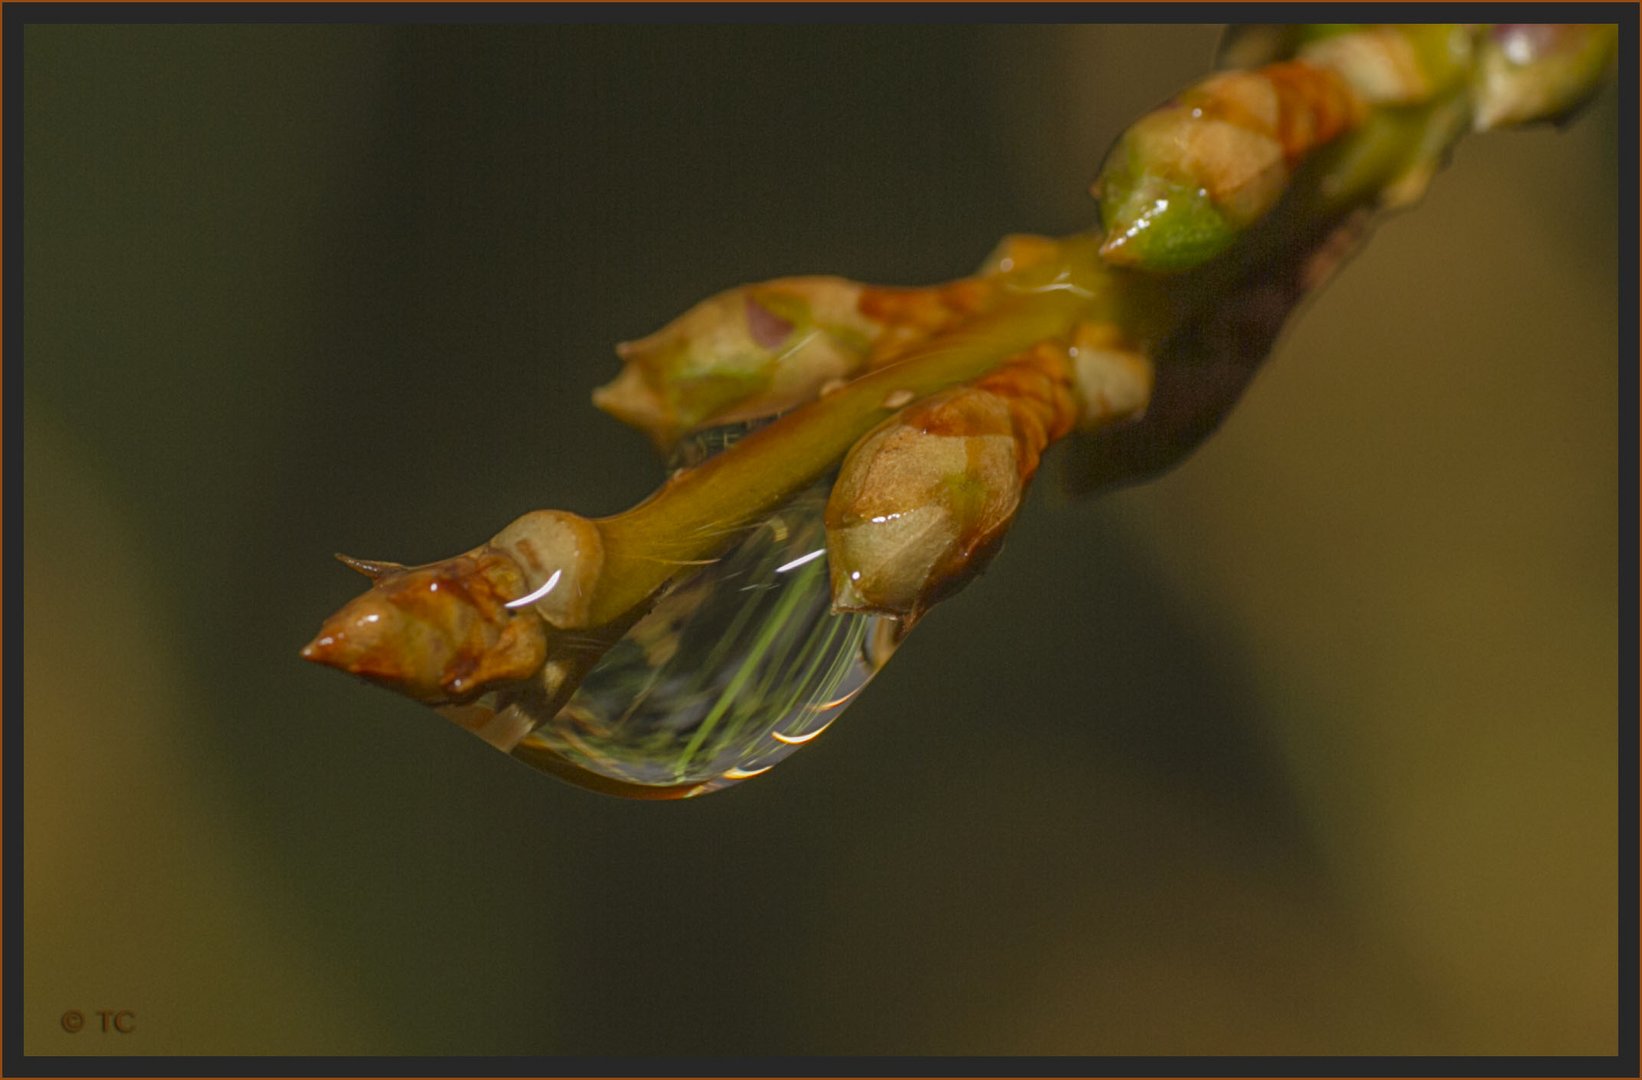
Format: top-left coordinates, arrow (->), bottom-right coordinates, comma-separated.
457,424 -> 906,798
519,487 -> 898,795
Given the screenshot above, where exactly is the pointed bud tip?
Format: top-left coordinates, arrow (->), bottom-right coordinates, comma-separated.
334,552 -> 406,580
829,574 -> 870,616
299,631 -> 341,666
1097,232 -> 1139,266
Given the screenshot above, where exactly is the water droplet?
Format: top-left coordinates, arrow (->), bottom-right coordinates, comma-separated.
507,426 -> 903,797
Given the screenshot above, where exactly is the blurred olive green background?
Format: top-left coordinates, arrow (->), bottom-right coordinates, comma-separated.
23,23 -> 1618,1057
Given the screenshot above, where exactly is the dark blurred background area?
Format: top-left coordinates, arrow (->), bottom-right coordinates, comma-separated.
22,23 -> 1618,1056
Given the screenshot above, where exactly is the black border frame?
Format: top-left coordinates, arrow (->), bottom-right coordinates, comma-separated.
4,4 -> 1636,1077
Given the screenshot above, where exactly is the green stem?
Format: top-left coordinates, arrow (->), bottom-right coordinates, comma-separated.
580,92 -> 1465,634
586,74 -> 1472,635
587,283 -> 1102,625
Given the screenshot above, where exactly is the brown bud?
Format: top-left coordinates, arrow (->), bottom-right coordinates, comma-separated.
825,345 -> 1076,621
1096,60 -> 1363,270
303,509 -> 605,704
486,509 -> 604,629
858,279 -> 997,368
300,552 -> 548,704
1299,25 -> 1473,106
1067,322 -> 1154,430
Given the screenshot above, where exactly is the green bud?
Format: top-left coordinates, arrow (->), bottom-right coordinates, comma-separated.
1094,109 -> 1263,271
1098,166 -> 1239,271
1472,24 -> 1618,131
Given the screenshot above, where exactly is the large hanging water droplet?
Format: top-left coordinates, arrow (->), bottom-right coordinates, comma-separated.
503,426 -> 903,798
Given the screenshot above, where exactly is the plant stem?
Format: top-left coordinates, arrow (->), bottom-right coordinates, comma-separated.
303,23 -> 1614,739
588,281 -> 1110,626
580,83 -> 1460,630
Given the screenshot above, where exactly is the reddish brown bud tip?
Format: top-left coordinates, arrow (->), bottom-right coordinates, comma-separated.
333,552 -> 407,580
302,554 -> 549,704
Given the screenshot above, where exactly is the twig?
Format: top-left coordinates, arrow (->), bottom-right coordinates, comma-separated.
301,23 -> 1616,796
